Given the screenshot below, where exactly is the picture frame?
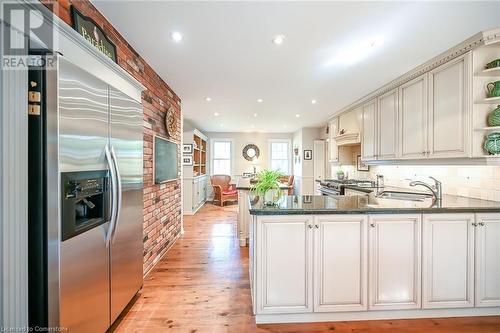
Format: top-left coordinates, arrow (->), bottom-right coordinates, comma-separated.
304,149 -> 312,160
357,155 -> 369,171
182,143 -> 193,154
182,155 -> 193,166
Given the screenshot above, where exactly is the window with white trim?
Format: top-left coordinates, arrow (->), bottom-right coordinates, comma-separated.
211,140 -> 232,175
269,140 -> 291,174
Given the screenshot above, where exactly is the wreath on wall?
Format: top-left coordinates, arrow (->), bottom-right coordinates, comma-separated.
242,144 -> 260,161
164,106 -> 177,137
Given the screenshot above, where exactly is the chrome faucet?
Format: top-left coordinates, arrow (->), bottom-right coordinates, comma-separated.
409,176 -> 442,200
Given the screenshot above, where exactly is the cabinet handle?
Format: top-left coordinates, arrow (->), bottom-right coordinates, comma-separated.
472,222 -> 478,227
370,223 -> 376,228
479,222 -> 485,227
314,224 -> 319,229
308,224 -> 313,229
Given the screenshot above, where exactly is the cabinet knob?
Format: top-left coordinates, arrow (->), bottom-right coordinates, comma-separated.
479,222 -> 485,227
370,223 -> 376,228
314,224 -> 319,229
472,222 -> 478,227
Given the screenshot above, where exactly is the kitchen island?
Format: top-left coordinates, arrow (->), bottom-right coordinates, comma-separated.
247,194 -> 500,324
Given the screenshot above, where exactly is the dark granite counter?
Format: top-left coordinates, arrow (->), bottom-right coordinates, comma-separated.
248,194 -> 500,215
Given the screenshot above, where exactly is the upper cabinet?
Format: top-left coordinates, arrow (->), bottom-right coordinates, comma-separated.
377,89 -> 399,159
361,100 -> 377,161
328,117 -> 339,163
428,53 -> 471,158
399,75 -> 428,159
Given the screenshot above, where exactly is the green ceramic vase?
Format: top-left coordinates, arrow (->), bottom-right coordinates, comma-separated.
484,132 -> 500,155
488,105 -> 500,127
487,81 -> 500,98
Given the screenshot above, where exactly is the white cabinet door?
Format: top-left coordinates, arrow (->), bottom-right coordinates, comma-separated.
192,179 -> 200,210
361,100 -> 377,161
422,214 -> 475,309
313,215 -> 367,312
428,53 -> 470,158
399,75 -> 428,159
329,117 -> 339,163
368,215 -> 421,310
256,216 -> 313,314
475,213 -> 500,307
377,89 -> 399,159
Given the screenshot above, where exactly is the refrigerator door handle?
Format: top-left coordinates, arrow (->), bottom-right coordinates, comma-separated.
110,146 -> 122,242
105,144 -> 118,247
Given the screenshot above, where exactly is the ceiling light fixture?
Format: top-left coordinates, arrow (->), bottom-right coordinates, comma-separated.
272,34 -> 285,45
214,112 -> 219,116
257,98 -> 263,103
254,113 -> 258,117
205,97 -> 212,102
311,99 -> 317,104
220,123 -> 224,127
295,114 -> 300,118
171,31 -> 183,42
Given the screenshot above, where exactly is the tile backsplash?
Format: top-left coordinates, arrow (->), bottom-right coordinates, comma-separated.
331,165 -> 500,202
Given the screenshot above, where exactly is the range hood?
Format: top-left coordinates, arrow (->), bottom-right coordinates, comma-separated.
334,132 -> 360,146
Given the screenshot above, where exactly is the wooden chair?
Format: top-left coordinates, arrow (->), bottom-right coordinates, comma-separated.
210,175 -> 238,206
278,175 -> 295,195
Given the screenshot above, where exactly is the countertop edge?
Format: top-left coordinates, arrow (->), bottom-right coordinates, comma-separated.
249,207 -> 500,215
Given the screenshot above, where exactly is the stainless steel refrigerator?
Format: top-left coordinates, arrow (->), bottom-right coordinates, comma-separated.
28,55 -> 144,332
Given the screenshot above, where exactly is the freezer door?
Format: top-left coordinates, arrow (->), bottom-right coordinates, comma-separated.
60,223 -> 110,333
109,87 -> 144,322
58,58 -> 109,173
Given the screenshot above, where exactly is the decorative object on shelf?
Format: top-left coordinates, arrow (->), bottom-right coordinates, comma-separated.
488,105 -> 500,127
242,144 -> 260,161
304,149 -> 312,160
71,6 -> 117,62
165,106 -> 177,137
484,132 -> 500,155
250,170 -> 285,206
182,155 -> 193,166
486,81 -> 500,98
485,58 -> 500,70
357,155 -> 370,171
338,128 -> 346,135
182,144 -> 193,154
336,169 -> 345,180
303,195 -> 312,204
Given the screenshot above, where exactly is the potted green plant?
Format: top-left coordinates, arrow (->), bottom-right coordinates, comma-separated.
336,169 -> 345,180
251,169 -> 285,206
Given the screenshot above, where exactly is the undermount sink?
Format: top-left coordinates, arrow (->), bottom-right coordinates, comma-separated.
376,190 -> 433,202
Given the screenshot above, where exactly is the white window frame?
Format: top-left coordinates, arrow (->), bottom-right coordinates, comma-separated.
210,138 -> 234,176
268,139 -> 292,175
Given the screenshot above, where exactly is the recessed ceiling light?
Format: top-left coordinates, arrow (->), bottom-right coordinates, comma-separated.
220,123 -> 224,127
295,114 -> 300,118
257,98 -> 263,103
171,31 -> 183,42
311,99 -> 317,104
272,34 -> 285,45
205,97 -> 212,102
214,112 -> 219,116
254,113 -> 258,117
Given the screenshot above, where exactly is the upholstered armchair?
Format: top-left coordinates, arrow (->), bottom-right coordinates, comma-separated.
278,175 -> 295,195
210,175 -> 238,206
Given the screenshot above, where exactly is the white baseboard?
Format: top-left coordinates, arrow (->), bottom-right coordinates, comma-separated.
255,307 -> 500,324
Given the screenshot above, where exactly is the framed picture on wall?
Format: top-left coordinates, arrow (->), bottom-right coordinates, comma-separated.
304,150 -> 312,160
182,155 -> 193,166
182,144 -> 193,154
357,155 -> 369,171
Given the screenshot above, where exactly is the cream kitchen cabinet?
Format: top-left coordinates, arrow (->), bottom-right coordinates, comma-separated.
256,216 -> 313,314
361,100 -> 377,161
313,215 -> 367,312
328,117 -> 339,163
422,213 -> 475,309
399,75 -> 428,159
368,214 -> 421,310
427,53 -> 471,158
475,213 -> 500,307
377,89 -> 399,159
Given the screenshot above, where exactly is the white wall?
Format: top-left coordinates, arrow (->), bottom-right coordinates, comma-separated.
331,164 -> 500,202
206,131 -> 293,176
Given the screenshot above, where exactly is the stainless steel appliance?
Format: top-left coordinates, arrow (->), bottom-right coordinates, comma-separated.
318,179 -> 375,196
28,55 -> 143,332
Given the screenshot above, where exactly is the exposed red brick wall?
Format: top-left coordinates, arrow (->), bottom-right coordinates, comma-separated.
45,0 -> 182,274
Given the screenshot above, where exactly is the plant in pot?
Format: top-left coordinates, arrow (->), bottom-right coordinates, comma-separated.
251,170 -> 285,206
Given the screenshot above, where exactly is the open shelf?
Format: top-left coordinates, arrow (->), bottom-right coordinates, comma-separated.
475,96 -> 500,104
475,126 -> 500,131
475,67 -> 500,77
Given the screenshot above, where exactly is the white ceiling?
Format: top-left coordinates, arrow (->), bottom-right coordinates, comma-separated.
93,1 -> 500,133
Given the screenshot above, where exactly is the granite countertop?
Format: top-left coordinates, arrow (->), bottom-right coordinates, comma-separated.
236,177 -> 291,190
248,193 -> 500,215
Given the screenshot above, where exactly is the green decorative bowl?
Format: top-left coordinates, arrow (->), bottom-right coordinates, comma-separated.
488,105 -> 500,127
484,132 -> 500,155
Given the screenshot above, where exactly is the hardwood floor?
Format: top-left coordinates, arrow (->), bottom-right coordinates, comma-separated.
111,203 -> 500,333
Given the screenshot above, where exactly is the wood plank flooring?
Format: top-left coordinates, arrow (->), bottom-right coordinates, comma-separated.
111,203 -> 500,333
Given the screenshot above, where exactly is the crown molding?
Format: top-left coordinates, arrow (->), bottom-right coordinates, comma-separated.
329,28 -> 500,120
